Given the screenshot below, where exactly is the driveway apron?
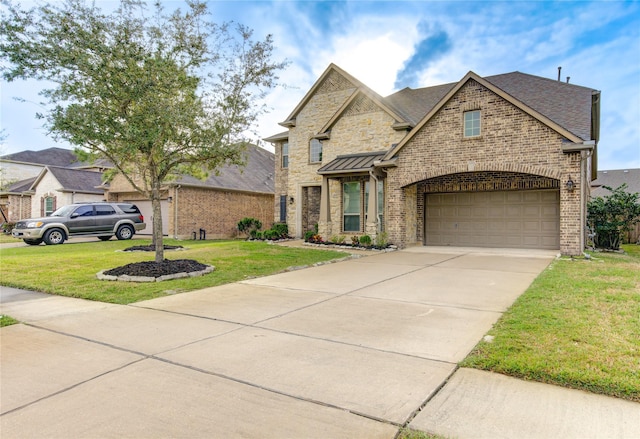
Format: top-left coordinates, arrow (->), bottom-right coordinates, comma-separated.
1,246 -> 556,438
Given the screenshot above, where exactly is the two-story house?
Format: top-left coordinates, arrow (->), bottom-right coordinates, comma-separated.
265,64 -> 600,255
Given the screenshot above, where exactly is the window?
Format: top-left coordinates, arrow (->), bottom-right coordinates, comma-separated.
281,142 -> 289,168
44,197 -> 55,216
343,182 -> 361,232
464,110 -> 481,137
73,205 -> 94,217
95,205 -> 116,216
310,139 -> 322,163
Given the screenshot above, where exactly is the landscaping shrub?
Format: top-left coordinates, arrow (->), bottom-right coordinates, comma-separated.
359,235 -> 372,246
351,235 -> 360,246
588,184 -> 640,250
237,217 -> 262,237
304,230 -> 315,242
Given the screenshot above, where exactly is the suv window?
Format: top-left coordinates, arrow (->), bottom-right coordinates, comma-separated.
96,205 -> 116,216
118,204 -> 141,214
74,205 -> 94,217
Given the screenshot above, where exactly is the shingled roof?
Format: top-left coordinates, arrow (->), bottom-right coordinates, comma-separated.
265,67 -> 598,146
42,167 -> 105,194
591,169 -> 640,197
172,144 -> 275,193
381,71 -> 596,141
1,147 -> 80,167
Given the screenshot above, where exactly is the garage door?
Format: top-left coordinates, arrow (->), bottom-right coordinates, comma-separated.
425,190 -> 559,249
126,200 -> 169,236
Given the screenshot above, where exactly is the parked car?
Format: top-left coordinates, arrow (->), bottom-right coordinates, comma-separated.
12,202 -> 146,245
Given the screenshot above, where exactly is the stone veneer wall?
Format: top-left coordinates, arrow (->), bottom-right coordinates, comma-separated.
285,70 -> 406,238
386,79 -> 584,255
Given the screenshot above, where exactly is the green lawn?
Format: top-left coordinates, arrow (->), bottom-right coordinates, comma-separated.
0,239 -> 346,304
0,314 -> 19,327
461,244 -> 640,402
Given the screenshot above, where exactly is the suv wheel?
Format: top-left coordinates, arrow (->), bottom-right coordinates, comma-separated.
116,225 -> 134,240
43,228 -> 65,245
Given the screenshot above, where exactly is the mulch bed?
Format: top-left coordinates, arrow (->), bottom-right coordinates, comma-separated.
103,259 -> 208,278
123,244 -> 184,252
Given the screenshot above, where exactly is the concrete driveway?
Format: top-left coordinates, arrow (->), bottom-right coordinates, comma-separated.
1,246 -> 556,437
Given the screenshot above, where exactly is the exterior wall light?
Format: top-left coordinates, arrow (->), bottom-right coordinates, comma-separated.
566,177 -> 575,192
289,196 -> 294,204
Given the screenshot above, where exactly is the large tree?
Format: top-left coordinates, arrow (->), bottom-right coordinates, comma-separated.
0,0 -> 286,262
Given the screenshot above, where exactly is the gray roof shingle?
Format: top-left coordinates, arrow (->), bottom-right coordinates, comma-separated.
1,147 -> 80,167
46,167 -> 104,194
591,169 -> 640,197
381,71 -> 597,141
173,144 -> 275,193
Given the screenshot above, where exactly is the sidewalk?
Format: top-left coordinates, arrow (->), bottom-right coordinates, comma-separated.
1,246 -> 639,438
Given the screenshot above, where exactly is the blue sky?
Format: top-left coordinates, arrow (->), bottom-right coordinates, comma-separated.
1,0 -> 639,171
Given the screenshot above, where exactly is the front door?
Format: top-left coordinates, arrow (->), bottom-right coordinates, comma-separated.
301,186 -> 321,234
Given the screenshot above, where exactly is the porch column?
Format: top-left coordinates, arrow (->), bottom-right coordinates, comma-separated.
365,172 -> 378,237
318,176 -> 331,237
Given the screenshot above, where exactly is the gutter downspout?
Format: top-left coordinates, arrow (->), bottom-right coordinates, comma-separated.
174,185 -> 180,239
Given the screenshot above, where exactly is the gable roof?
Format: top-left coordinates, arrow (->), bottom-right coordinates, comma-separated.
266,65 -> 599,152
33,167 -> 105,194
591,169 -> 640,197
384,71 -> 598,160
3,177 -> 37,194
171,144 -> 275,194
1,147 -> 80,167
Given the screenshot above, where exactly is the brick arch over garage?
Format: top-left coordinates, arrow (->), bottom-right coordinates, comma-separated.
396,162 -> 561,189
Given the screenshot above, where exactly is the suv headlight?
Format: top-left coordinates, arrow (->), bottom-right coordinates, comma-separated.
25,221 -> 44,228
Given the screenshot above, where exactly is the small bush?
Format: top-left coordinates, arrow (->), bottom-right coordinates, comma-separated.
237,217 -> 262,236
375,232 -> 388,248
351,235 -> 360,246
271,223 -> 289,239
359,235 -> 372,246
330,235 -> 346,244
308,234 -> 323,243
304,230 -> 315,242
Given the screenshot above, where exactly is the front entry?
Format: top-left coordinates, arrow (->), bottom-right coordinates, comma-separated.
424,189 -> 560,249
301,186 -> 321,234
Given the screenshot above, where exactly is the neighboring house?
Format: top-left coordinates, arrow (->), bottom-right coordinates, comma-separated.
0,166 -> 106,223
590,168 -> 640,243
0,147 -> 112,222
264,64 -> 600,255
105,144 -> 275,239
0,147 -> 80,189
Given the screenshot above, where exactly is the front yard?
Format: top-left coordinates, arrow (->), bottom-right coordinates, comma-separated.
0,239 -> 346,304
462,244 -> 640,402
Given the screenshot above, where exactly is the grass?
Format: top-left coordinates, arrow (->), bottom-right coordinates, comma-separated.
0,233 -> 17,244
0,239 -> 346,304
461,244 -> 640,402
397,429 -> 448,439
0,315 -> 19,327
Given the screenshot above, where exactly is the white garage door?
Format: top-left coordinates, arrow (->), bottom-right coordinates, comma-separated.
425,190 -> 559,249
126,200 -> 169,236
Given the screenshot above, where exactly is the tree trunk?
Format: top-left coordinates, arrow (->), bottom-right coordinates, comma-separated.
151,186 -> 164,263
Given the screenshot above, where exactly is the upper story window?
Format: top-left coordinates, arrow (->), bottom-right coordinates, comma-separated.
309,139 -> 322,163
464,110 -> 481,137
281,142 -> 289,168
